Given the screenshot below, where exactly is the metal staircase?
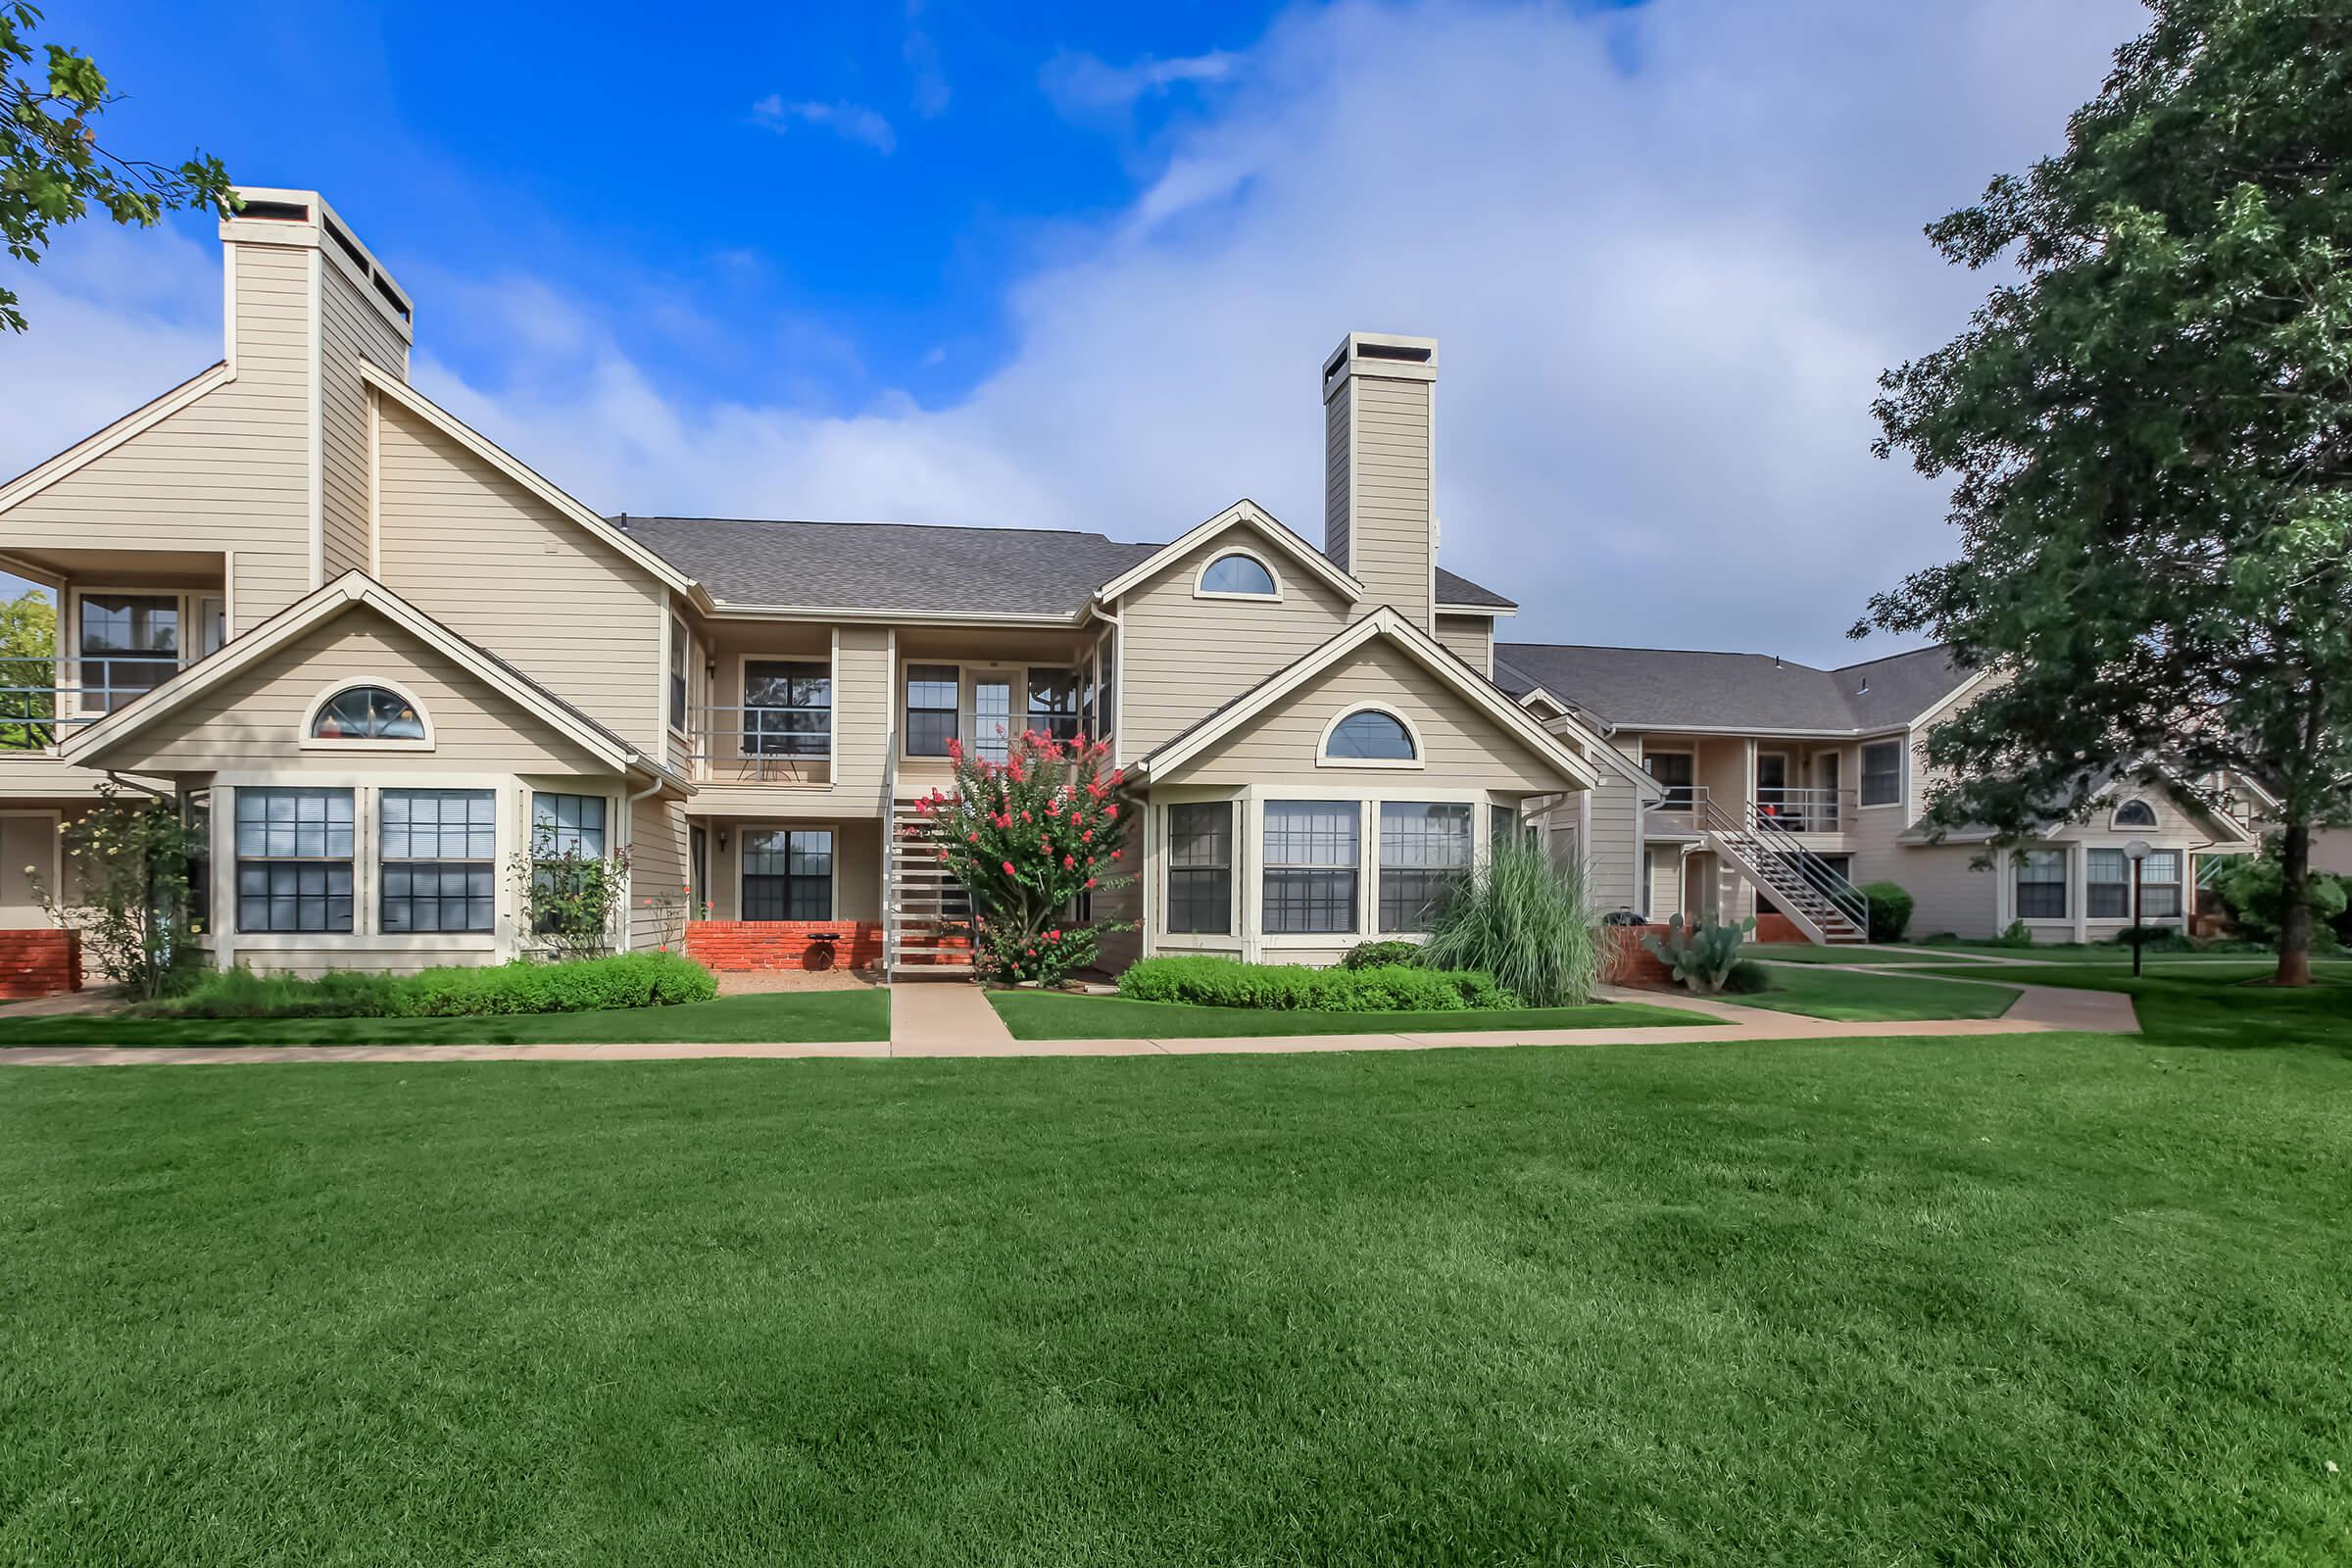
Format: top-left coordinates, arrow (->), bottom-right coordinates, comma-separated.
1700,797 -> 1870,946
885,792 -> 975,978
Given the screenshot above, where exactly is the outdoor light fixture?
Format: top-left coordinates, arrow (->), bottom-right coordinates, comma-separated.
2125,838 -> 2152,977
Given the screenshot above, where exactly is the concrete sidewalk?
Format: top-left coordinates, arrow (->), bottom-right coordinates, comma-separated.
0,979 -> 2134,1065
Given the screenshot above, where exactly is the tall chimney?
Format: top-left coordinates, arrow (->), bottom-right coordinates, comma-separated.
1322,331 -> 1438,630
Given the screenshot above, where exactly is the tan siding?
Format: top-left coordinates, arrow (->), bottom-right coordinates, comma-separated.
0,244 -> 314,628
1898,845 -> 1999,939
1567,768 -> 1642,915
318,260 -> 408,577
831,626 -> 893,812
630,793 -> 691,951
1167,639 -> 1567,791
1117,531 -> 1355,757
1647,847 -> 1685,920
1434,613 -> 1493,678
1348,377 -> 1433,627
99,610 -> 612,775
374,401 -> 663,746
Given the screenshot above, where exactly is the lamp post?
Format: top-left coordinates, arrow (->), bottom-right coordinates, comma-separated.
2125,838 -> 2151,978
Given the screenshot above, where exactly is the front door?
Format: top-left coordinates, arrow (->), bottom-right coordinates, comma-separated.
968,671 -> 1013,762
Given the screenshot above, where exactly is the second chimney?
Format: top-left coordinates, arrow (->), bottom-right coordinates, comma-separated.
1322,331 -> 1438,630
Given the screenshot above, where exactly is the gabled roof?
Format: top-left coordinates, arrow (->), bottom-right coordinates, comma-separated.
0,360 -> 233,514
1093,499 -> 1361,605
1494,641 -> 1971,734
612,512 -> 1518,621
1132,606 -> 1596,789
64,570 -> 690,791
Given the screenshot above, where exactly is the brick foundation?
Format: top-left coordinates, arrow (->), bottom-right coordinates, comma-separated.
1599,923 -> 1674,987
684,920 -> 885,972
1753,911 -> 1806,946
0,929 -> 81,999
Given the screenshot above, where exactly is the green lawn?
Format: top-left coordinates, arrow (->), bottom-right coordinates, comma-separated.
1740,942 -> 1935,965
1910,961 -> 2352,1050
0,988 -> 890,1047
1728,961 -> 2021,1022
988,990 -> 1700,1040
6,1021 -> 2350,1563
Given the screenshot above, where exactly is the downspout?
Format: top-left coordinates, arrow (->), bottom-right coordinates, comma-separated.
623,770 -> 666,956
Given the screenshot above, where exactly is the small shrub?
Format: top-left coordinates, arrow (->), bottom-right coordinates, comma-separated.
1641,912 -> 1755,993
1919,931 -> 1961,946
156,953 -> 718,1020
2109,925 -> 2193,953
1719,958 -> 1772,995
1418,841 -> 1599,1007
1859,881 -> 1914,944
1995,919 -> 2035,949
1115,956 -> 1516,1012
1342,939 -> 1423,970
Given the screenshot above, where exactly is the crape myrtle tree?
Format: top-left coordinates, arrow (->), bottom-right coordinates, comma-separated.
3,2 -> 235,334
906,730 -> 1136,986
1862,0 -> 2352,985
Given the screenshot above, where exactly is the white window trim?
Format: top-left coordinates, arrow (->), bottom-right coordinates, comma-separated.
1157,796 -> 1242,947
734,822 -> 841,924
1316,703 -> 1426,771
298,677 -> 436,752
66,583 -> 202,717
2108,798 -> 2161,831
1858,738 -> 1905,809
732,649 -> 836,779
1191,546 -> 1285,603
2013,843 -> 2073,924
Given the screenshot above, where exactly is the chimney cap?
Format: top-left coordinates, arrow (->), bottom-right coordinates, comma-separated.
1323,331 -> 1438,396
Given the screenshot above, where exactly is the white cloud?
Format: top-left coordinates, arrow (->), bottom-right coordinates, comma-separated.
1041,48 -> 1238,118
751,94 -> 897,154
0,0 -> 2152,663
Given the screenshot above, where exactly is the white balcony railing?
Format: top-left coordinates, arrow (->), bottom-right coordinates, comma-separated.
0,655 -> 181,753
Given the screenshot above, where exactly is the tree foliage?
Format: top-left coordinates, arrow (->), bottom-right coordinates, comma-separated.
30,781 -> 202,1000
2,2 -> 234,333
0,587 -> 53,749
514,824 -> 632,961
906,731 -> 1135,986
1863,1 -> 2352,984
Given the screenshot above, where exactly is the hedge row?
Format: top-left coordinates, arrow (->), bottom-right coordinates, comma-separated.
156,952 -> 719,1020
1116,956 -> 1518,1012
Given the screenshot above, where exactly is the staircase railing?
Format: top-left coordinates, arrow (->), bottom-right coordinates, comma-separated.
1700,795 -> 1871,937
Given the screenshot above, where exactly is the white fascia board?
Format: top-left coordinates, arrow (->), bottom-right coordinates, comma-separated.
1095,499 -> 1363,605
0,363 -> 234,514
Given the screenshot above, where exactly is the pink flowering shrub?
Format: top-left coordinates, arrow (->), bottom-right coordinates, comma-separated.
906,730 -> 1137,985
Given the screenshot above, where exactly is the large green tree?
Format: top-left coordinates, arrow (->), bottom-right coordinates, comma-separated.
1863,1 -> 2352,985
3,2 -> 233,334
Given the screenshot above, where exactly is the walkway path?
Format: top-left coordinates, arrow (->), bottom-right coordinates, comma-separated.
0,979 -> 2134,1065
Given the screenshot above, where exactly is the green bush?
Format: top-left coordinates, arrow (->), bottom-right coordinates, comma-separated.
156,953 -> 718,1020
1720,958 -> 1772,995
1115,956 -> 1517,1012
1859,881 -> 1914,944
1341,939 -> 1424,970
1995,919 -> 2035,949
2212,837 -> 2350,949
1417,840 -> 1600,1007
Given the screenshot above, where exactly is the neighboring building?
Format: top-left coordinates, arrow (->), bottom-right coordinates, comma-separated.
0,189 -> 1599,982
1495,643 -> 2259,943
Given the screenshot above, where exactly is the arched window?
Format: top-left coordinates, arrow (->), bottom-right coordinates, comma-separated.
1324,708 -> 1416,761
2112,799 -> 2159,829
1198,552 -> 1278,597
311,685 -> 426,741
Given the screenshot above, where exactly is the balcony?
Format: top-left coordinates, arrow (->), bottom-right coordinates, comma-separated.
1644,785 -> 1855,837
682,704 -> 834,787
0,654 -> 182,755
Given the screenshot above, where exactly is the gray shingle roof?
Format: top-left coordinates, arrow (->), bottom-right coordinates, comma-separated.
1494,641 -> 1968,733
611,514 -> 1516,616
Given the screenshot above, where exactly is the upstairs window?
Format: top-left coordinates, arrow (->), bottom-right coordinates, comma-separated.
1324,708 -> 1416,762
669,617 -> 689,732
2112,799 -> 2158,829
1861,741 -> 1903,807
1028,667 -> 1081,742
906,664 -> 959,757
743,660 -> 831,756
1199,552 -> 1278,597
80,593 -> 177,710
1643,752 -> 1695,809
311,685 -> 425,741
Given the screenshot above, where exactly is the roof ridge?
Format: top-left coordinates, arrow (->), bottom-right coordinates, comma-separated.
612,514 -> 1150,546
1499,640 -> 1834,668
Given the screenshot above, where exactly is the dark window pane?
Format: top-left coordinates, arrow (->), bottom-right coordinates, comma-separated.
311,685 -> 424,740
1378,803 -> 1471,933
742,829 -> 833,921
906,664 -> 958,756
1861,743 -> 1902,807
1027,668 -> 1080,740
1325,710 -> 1415,760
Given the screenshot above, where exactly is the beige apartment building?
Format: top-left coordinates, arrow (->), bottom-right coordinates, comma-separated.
1497,644 -> 2258,943
0,189 -> 1607,983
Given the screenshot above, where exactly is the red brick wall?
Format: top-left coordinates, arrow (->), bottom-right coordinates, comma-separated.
1599,924 -> 1674,987
0,930 -> 81,999
684,920 -> 884,972
1753,912 -> 1806,946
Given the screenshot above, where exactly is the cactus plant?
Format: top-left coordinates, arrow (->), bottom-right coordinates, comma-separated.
1641,911 -> 1757,994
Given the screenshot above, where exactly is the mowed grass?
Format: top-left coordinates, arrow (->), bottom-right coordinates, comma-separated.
1728,961 -> 2022,1022
0,988 -> 890,1047
989,990 -> 1700,1039
1740,942 -> 1933,965
5,1031 -> 2350,1564
1911,961 -> 2352,1049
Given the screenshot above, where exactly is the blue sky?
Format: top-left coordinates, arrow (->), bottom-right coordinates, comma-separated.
2,0 -> 2145,661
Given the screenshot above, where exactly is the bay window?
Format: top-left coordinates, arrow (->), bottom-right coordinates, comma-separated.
2015,848 -> 2068,920
380,789 -> 496,933
1165,802 -> 1233,935
1379,803 -> 1471,933
1263,801 -> 1359,935
235,787 -> 354,933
